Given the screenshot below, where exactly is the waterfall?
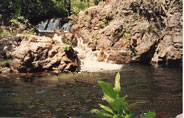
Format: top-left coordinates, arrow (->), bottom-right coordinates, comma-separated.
61,22 -> 73,32
74,38 -> 123,72
46,19 -> 60,31
36,21 -> 123,72
36,18 -> 73,33
36,18 -> 61,32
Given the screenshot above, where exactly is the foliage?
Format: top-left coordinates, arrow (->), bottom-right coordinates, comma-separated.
91,73 -> 156,118
63,38 -> 73,51
64,45 -> 73,51
0,0 -> 67,24
27,28 -> 36,35
0,29 -> 10,37
71,0 -> 104,15
100,19 -> 108,28
0,0 -> 105,24
120,28 -> 131,39
0,60 -> 11,67
63,38 -> 73,45
10,16 -> 28,26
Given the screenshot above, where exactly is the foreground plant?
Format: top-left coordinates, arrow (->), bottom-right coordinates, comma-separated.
91,73 -> 155,118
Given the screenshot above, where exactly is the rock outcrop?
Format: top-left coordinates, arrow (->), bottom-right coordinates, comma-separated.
11,34 -> 79,73
176,114 -> 183,118
71,0 -> 182,65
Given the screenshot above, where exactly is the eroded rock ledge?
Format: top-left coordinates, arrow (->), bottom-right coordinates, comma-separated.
11,35 -> 79,73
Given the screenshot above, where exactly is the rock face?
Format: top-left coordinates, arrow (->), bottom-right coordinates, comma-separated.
11,35 -> 79,73
176,114 -> 183,118
151,33 -> 183,65
71,0 -> 183,65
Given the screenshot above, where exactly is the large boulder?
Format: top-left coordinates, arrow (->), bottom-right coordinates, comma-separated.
11,34 -> 79,73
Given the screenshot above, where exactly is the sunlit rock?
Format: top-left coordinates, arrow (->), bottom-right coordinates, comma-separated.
176,114 -> 183,118
11,34 -> 79,73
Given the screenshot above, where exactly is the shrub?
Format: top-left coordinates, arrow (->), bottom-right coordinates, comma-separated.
91,73 -> 155,118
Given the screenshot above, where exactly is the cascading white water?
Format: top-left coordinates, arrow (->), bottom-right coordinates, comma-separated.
36,18 -> 61,32
36,18 -> 72,33
52,34 -> 123,72
74,37 -> 123,72
47,19 -> 60,31
36,20 -> 48,31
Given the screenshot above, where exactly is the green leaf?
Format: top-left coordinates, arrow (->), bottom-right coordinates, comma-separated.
114,72 -> 121,94
144,112 -> 156,118
91,109 -> 113,118
113,114 -> 121,118
111,98 -> 123,113
98,81 -> 117,99
125,114 -> 135,118
99,104 -> 114,114
122,95 -> 128,102
90,109 -> 99,114
122,102 -> 129,113
104,94 -> 115,105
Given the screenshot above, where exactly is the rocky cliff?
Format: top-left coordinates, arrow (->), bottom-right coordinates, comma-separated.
71,0 -> 183,65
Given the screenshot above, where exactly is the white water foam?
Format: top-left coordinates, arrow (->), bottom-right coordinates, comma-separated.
52,34 -> 123,72
74,38 -> 123,72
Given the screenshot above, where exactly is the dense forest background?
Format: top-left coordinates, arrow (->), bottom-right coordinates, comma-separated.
0,0 -> 104,24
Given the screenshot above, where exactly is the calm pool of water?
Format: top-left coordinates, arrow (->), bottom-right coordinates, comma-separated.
0,64 -> 182,118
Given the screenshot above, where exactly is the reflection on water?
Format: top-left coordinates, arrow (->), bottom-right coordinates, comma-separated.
0,64 -> 182,118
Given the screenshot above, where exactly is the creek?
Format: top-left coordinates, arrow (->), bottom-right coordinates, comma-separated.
0,64 -> 182,118
0,19 -> 181,118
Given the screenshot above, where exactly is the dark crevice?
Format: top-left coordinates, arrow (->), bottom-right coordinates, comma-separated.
139,34 -> 166,64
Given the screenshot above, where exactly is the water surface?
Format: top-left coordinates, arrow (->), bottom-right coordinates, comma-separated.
0,64 -> 182,118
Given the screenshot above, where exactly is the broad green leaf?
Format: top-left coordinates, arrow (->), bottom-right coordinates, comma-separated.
91,109 -> 113,118
99,110 -> 113,118
104,94 -> 115,105
144,112 -> 156,118
113,114 -> 121,118
122,95 -> 128,102
98,81 -> 117,99
122,102 -> 129,112
99,104 -> 114,114
111,98 -> 123,113
90,109 -> 100,114
114,72 -> 121,94
121,114 -> 126,117
125,114 -> 135,118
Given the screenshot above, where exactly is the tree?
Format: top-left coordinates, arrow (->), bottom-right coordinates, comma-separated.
67,0 -> 71,16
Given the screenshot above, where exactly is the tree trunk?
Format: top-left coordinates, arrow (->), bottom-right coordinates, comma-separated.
68,0 -> 71,16
94,0 -> 98,5
64,0 -> 67,6
87,0 -> 89,7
